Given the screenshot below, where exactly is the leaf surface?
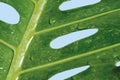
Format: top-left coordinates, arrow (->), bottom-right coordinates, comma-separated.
0,0 -> 120,80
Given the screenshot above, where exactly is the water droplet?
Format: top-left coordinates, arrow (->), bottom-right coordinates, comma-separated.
49,18 -> 56,25
29,56 -> 34,61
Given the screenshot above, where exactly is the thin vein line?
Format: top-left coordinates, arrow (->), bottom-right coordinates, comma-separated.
20,43 -> 120,74
0,39 -> 16,51
35,8 -> 120,35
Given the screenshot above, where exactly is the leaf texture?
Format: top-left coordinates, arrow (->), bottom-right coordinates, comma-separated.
0,0 -> 120,80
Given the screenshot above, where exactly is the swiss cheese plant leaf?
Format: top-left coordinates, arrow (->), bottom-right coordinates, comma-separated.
0,0 -> 120,80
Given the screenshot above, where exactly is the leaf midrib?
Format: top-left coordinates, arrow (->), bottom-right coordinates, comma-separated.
6,0 -> 46,80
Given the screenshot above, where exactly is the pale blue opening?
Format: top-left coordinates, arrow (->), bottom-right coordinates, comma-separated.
0,2 -> 20,24
59,0 -> 101,11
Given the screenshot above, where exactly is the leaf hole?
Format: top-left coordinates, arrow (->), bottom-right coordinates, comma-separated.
50,28 -> 98,49
0,2 -> 20,24
59,0 -> 101,11
48,65 -> 90,80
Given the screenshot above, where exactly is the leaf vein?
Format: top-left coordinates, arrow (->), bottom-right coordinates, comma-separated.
6,0 -> 47,80
0,39 -> 16,51
21,43 -> 120,74
35,8 -> 120,35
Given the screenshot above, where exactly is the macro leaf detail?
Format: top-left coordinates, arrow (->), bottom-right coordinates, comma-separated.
0,0 -> 120,80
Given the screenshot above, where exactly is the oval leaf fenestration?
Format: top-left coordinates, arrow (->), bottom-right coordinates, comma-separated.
0,2 -> 20,24
50,28 -> 98,49
49,65 -> 90,80
59,0 -> 101,11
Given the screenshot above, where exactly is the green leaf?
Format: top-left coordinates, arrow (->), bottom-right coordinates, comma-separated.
0,0 -> 120,80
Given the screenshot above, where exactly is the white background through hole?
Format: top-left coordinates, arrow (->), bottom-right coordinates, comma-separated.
49,65 -> 90,80
59,0 -> 101,11
0,2 -> 20,24
50,29 -> 98,49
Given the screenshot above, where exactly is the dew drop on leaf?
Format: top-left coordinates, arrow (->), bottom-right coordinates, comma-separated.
29,56 -> 34,61
49,18 -> 56,25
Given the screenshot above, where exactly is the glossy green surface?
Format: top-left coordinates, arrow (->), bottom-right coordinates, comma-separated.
0,0 -> 120,80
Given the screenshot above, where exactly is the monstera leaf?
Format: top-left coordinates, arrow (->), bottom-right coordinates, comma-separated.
0,0 -> 120,80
